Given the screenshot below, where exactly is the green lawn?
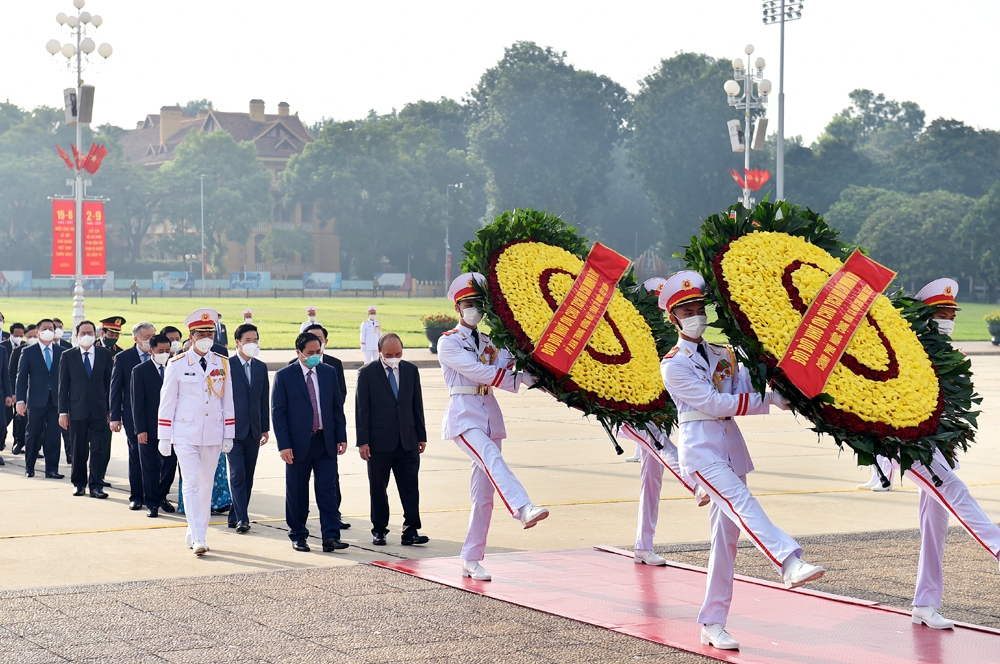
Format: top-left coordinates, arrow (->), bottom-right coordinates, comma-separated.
2,295 -> 995,349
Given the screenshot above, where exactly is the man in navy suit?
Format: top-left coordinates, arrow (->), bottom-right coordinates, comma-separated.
8,324 -> 34,455
131,334 -> 177,517
227,323 -> 270,533
110,321 -> 156,510
15,319 -> 64,478
271,331 -> 349,553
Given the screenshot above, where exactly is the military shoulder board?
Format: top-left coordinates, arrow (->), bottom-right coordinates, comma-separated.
663,346 -> 680,359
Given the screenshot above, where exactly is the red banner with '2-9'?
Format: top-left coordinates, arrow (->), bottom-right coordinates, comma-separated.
51,200 -> 106,278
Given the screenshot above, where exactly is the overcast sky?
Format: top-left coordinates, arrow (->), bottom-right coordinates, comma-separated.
6,1 -> 997,144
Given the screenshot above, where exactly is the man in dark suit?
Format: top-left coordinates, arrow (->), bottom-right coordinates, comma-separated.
58,321 -> 112,497
272,331 -> 349,553
51,317 -> 73,464
0,333 -> 9,465
356,333 -> 428,546
131,334 -> 177,517
8,324 -> 33,454
1,320 -> 20,452
50,318 -> 73,349
110,321 -> 155,510
95,316 -> 125,486
227,323 -> 270,533
15,319 -> 64,478
215,314 -> 229,348
296,323 -> 350,530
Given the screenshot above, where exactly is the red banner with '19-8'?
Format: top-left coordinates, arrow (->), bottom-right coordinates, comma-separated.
778,250 -> 896,399
532,242 -> 631,377
51,200 -> 75,277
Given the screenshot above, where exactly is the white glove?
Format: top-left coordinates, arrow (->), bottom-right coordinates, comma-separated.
223,438 -> 234,453
519,371 -> 537,388
158,439 -> 172,457
770,391 -> 791,411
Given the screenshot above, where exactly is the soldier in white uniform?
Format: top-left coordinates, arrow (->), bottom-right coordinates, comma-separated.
439,272 -> 548,582
360,306 -> 381,365
157,309 -> 235,556
299,306 -> 319,334
903,279 -> 1000,629
660,271 -> 825,651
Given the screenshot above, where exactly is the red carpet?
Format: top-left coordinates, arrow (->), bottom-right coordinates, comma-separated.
372,546 -> 1000,663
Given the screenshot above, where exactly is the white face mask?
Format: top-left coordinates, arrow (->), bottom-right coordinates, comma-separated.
461,306 -> 484,327
39,329 -> 55,343
152,352 -> 170,366
26,337 -> 38,346
194,337 -> 214,354
169,340 -> 182,355
136,338 -> 151,352
11,335 -> 23,346
934,319 -> 955,337
53,328 -> 63,340
244,317 -> 252,324
78,335 -> 96,348
240,342 -> 259,358
369,313 -> 376,320
679,315 -> 709,340
382,356 -> 401,369
308,314 -> 316,321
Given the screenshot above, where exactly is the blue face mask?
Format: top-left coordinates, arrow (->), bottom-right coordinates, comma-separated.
304,354 -> 322,368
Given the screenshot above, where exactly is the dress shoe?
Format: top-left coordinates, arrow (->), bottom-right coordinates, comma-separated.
228,521 -> 237,529
912,606 -> 954,629
73,486 -> 86,496
322,539 -> 349,552
694,485 -> 711,507
624,451 -> 641,463
0,456 -> 5,466
159,499 -> 175,513
101,481 -> 111,488
45,472 -> 65,480
24,470 -> 34,478
66,455 -> 72,465
90,488 -> 108,499
781,556 -> 825,589
11,443 -> 23,455
401,533 -> 429,546
871,480 -> 894,492
0,442 -> 5,451
857,473 -> 879,489
292,539 -> 311,552
146,507 -> 159,518
461,560 -> 491,581
634,549 -> 667,566
372,533 -> 387,546
339,521 -> 351,530
518,503 -> 549,529
700,624 -> 739,650
128,500 -> 143,511
192,541 -> 208,556
235,521 -> 250,533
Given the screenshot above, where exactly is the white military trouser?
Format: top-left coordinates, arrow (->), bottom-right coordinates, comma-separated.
693,462 -> 803,626
453,428 -> 531,562
175,444 -> 222,544
363,349 -> 379,365
620,424 -> 696,551
905,449 -> 1000,608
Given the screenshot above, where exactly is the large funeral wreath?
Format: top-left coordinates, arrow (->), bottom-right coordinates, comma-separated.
462,208 -> 678,441
683,200 -> 979,472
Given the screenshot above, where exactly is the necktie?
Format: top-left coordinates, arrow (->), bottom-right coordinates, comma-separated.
44,346 -> 51,370
141,353 -> 149,363
471,329 -> 480,348
200,356 -> 208,372
697,343 -> 710,365
306,369 -> 321,433
159,365 -> 164,380
387,367 -> 399,399
83,351 -> 92,378
244,360 -> 252,387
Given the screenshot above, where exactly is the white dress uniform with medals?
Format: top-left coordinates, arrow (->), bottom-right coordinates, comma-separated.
360,306 -> 381,365
157,309 -> 235,554
439,273 -> 547,579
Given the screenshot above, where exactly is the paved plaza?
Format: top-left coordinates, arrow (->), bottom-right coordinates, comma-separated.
1,355 -> 998,661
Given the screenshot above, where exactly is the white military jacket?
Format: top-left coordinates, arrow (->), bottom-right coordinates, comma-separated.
359,318 -> 381,349
662,338 -> 777,477
438,325 -> 526,440
157,350 -> 235,445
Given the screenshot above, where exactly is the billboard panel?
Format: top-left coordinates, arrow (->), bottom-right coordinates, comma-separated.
152,271 -> 195,291
0,271 -> 32,291
230,272 -> 271,291
303,272 -> 342,291
374,273 -> 411,291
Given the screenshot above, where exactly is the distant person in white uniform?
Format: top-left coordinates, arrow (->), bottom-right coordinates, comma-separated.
157,308 -> 235,556
360,306 -> 381,365
438,272 -> 548,582
242,309 -> 253,325
902,278 -> 1000,630
660,271 -> 825,651
299,306 -> 319,333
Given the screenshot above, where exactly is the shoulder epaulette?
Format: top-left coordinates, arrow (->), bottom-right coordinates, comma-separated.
213,351 -> 228,359
169,353 -> 185,362
663,346 -> 680,359
707,342 -> 731,351
441,329 -> 460,337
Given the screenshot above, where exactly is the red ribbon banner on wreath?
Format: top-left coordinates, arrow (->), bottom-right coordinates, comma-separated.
532,242 -> 631,377
778,250 -> 896,399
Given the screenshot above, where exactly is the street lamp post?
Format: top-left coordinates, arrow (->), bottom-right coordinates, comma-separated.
46,0 -> 112,331
444,182 -> 463,283
200,174 -> 206,294
763,0 -> 805,200
724,45 -> 771,208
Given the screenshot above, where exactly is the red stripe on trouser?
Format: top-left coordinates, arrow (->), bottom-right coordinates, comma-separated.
695,471 -> 781,567
458,434 -> 515,515
622,425 -> 695,494
908,467 -> 1000,558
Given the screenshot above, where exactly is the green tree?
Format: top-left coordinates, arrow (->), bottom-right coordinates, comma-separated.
855,190 -> 973,291
157,130 -> 271,273
953,182 -> 1000,294
177,99 -> 214,116
467,41 -> 629,222
578,145 -> 659,258
824,185 -> 906,243
258,228 -> 312,263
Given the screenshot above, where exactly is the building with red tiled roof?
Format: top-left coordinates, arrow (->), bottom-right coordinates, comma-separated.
120,100 -> 339,278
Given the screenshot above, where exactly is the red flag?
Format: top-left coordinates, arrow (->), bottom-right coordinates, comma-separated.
83,144 -> 108,175
70,143 -> 81,170
55,145 -> 74,171
728,168 -> 746,189
745,168 -> 771,191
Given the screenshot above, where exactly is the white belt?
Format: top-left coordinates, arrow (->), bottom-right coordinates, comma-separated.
678,411 -> 732,423
450,385 -> 493,396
